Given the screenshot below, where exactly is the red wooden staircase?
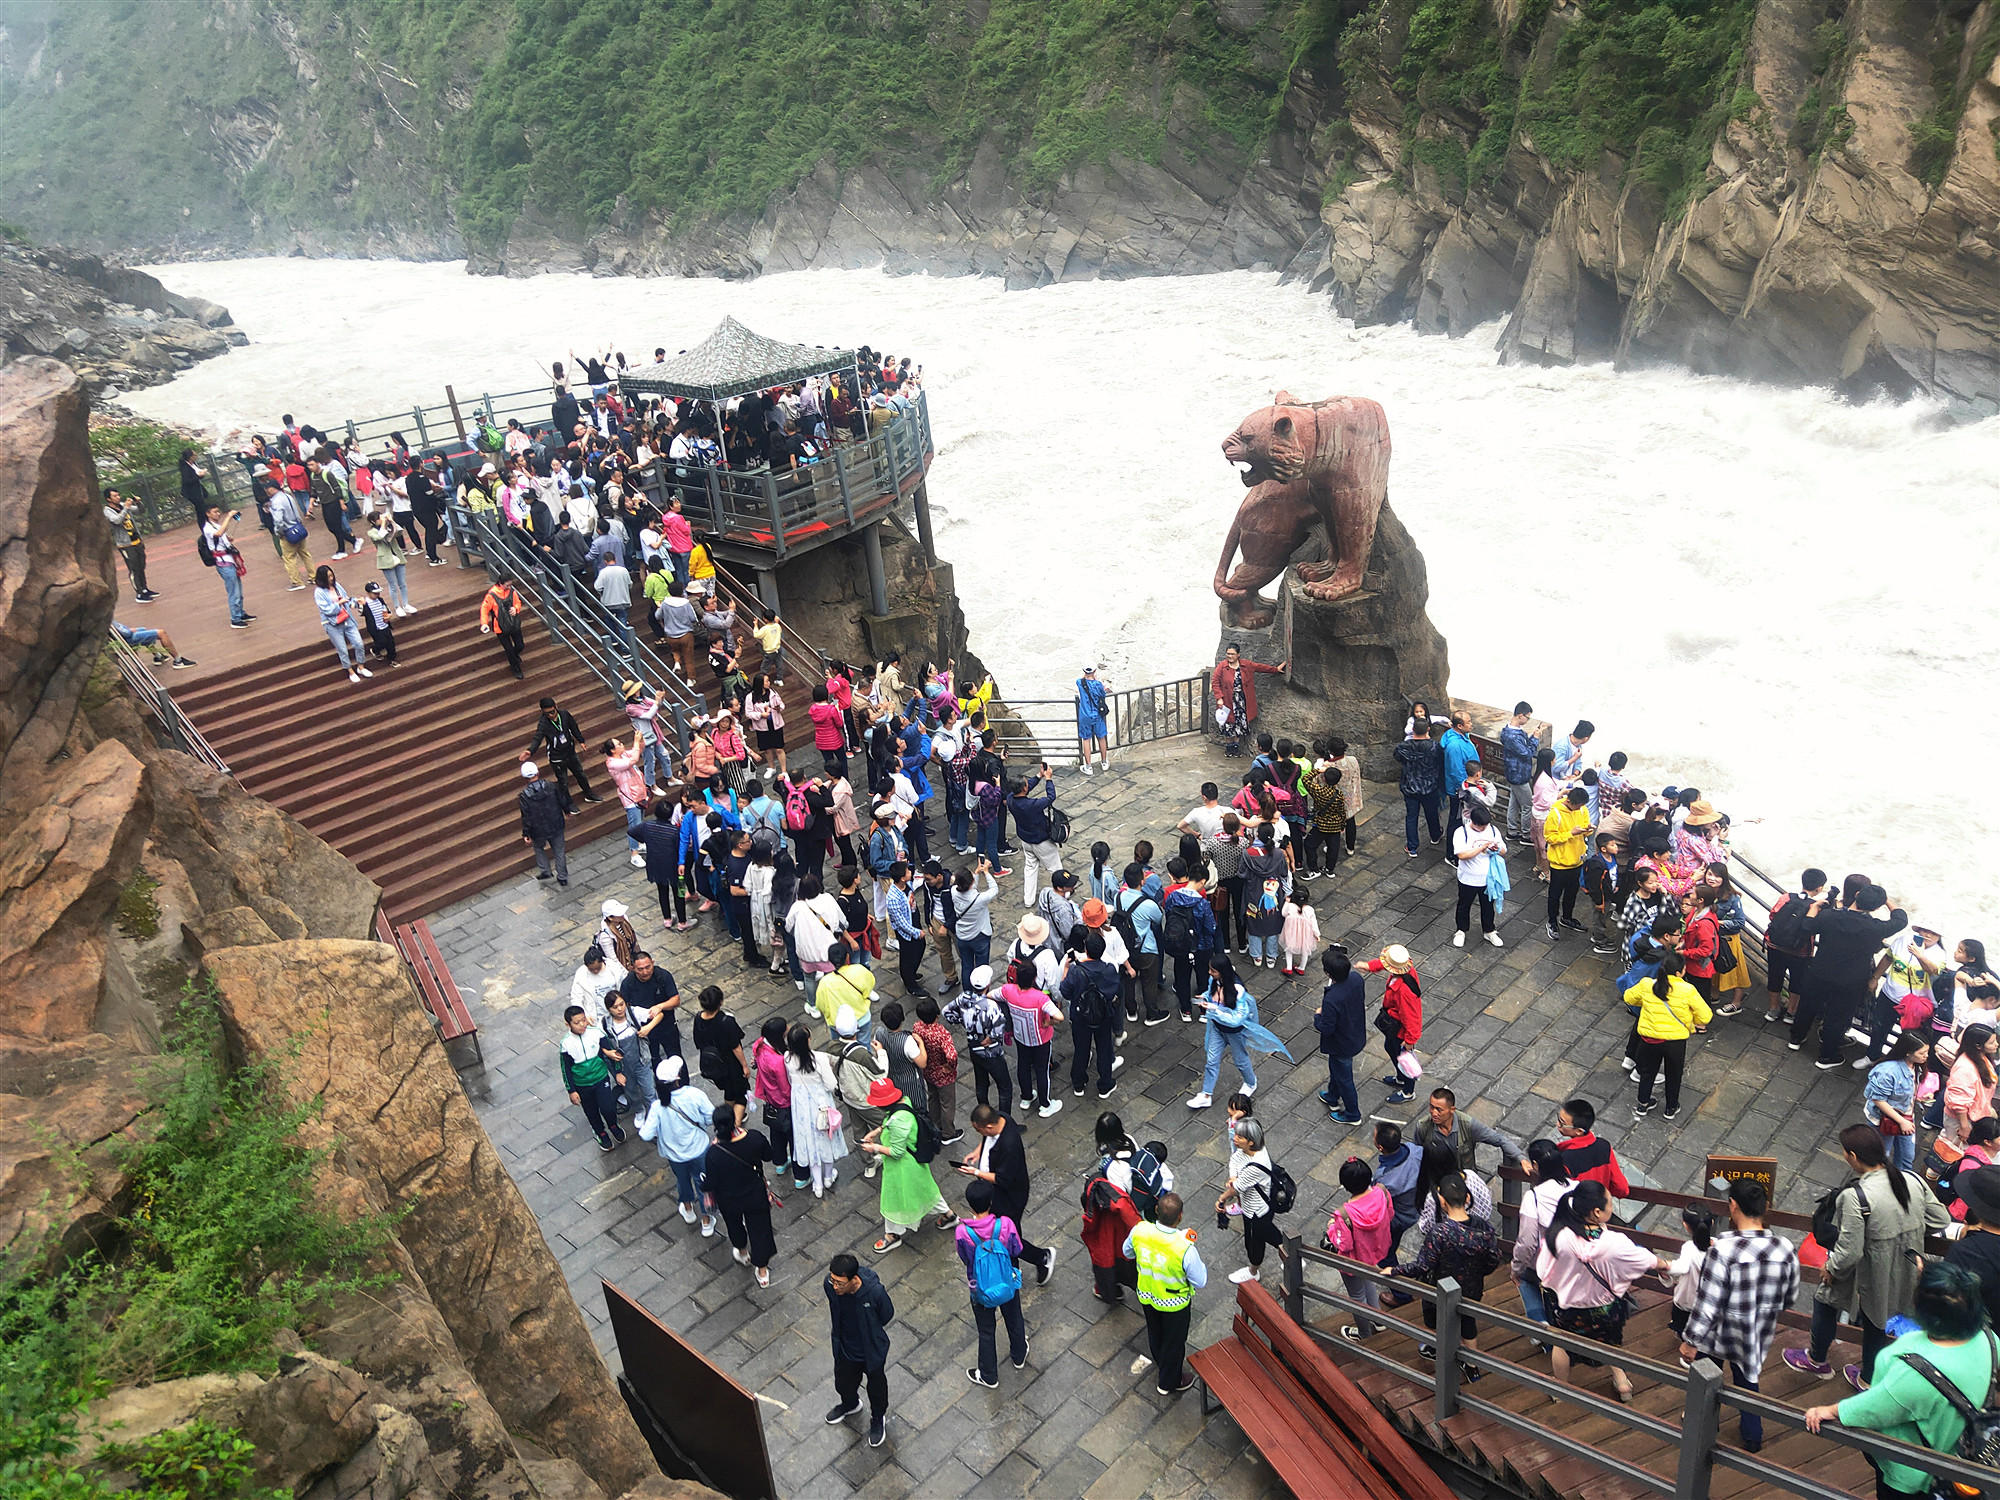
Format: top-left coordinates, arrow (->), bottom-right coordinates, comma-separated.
173,589 -> 634,921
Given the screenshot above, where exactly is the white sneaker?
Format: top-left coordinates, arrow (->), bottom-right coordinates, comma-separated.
1037,1100 -> 1064,1118
1080,764 -> 1093,777
700,1216 -> 716,1237
1486,932 -> 1504,947
346,670 -> 360,683
630,853 -> 646,868
1129,1355 -> 1154,1376
1242,1082 -> 1256,1097
356,666 -> 374,678
1186,1092 -> 1212,1110
679,1203 -> 697,1223
1453,931 -> 1465,948
1112,1056 -> 1126,1072
1228,1266 -> 1259,1284
403,603 -> 418,614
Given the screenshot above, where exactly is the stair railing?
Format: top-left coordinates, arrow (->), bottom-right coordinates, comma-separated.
450,504 -> 699,757
106,630 -> 232,775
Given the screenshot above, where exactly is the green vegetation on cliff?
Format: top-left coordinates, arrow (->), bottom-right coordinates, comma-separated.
1,981 -> 397,1498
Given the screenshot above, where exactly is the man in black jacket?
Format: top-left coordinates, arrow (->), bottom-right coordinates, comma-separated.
824,1253 -> 895,1447
959,1103 -> 1057,1286
523,697 -> 600,802
1790,884 -> 1907,1068
1314,950 -> 1367,1124
518,761 -> 577,886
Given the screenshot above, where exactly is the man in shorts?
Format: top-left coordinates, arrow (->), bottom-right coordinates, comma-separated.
113,621 -> 196,669
1077,664 -> 1111,776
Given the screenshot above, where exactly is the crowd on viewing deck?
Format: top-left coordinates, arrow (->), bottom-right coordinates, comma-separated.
141,342 -> 920,683
115,339 -> 2000,1486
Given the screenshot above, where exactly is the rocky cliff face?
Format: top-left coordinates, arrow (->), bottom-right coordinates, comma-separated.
0,242 -> 243,401
0,356 -> 703,1500
1289,0 -> 2000,412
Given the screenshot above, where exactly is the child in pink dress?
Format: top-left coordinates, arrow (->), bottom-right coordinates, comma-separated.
1280,886 -> 1320,976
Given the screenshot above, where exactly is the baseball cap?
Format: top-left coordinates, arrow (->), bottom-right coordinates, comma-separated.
520,761 -> 539,779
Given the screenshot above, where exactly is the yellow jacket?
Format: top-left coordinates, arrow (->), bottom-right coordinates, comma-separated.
815,964 -> 875,1029
1543,802 -> 1591,869
1625,975 -> 1713,1042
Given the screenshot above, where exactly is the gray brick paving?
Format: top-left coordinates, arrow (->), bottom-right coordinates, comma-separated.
431,733 -> 1863,1497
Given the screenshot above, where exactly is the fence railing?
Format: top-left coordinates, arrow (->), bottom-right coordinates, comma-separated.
992,672 -> 1210,767
1284,1241 -> 2000,1500
107,631 -> 231,774
632,393 -> 934,562
101,455 -> 260,539
451,506 -> 701,757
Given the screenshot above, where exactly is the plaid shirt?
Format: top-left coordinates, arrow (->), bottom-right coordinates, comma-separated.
1680,1229 -> 1799,1377
885,885 -> 922,943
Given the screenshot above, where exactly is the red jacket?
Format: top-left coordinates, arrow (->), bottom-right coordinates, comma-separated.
1556,1132 -> 1631,1198
1364,960 -> 1422,1046
1681,909 -> 1719,979
1080,1178 -> 1143,1269
1211,658 -> 1283,722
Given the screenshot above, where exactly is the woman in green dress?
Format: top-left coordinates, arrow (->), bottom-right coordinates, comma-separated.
861,1079 -> 955,1253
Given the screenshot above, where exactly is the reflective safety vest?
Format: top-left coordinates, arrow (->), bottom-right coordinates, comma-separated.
1130,1222 -> 1196,1312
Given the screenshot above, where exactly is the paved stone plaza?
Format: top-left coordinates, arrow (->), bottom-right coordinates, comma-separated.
430,734 -> 1863,1499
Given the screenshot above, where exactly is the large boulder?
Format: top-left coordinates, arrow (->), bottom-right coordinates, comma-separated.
0,359 -> 115,791
205,940 -> 655,1496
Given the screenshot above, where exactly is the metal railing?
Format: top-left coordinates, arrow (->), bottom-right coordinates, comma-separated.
106,631 -> 231,774
632,392 -> 934,561
994,672 -> 1210,768
452,506 -> 701,756
706,556 -> 838,686
100,455 -> 260,539
1283,1241 -> 2000,1500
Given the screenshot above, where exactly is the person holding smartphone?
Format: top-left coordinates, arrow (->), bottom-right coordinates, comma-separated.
201,503 -> 256,629
957,1103 -> 1056,1285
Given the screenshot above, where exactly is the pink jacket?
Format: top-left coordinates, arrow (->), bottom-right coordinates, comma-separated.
1326,1185 -> 1393,1267
810,701 -> 846,750
1945,1055 -> 1996,1123
1537,1224 -> 1656,1310
752,1037 -> 791,1108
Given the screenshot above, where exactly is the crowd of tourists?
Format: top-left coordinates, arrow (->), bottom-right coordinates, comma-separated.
152,343 -> 920,684
550,661 -> 2000,1486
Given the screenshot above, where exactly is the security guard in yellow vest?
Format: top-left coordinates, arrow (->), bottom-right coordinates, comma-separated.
1122,1192 -> 1208,1394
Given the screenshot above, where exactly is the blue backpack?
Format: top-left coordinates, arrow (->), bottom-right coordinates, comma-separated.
970,1221 -> 1022,1309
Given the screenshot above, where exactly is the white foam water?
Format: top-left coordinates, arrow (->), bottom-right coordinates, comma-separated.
127,260 -> 2000,939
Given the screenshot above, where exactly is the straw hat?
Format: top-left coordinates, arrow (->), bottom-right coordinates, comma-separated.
1683,799 -> 1723,827
1017,914 -> 1050,945
1380,944 -> 1415,974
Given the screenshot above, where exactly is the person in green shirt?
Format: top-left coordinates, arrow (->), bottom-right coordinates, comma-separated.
642,558 -> 673,640
1805,1262 -> 1996,1500
859,1080 -> 954,1254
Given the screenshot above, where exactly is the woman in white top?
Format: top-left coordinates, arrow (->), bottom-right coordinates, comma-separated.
784,1022 -> 850,1197
570,943 -> 627,1023
1511,1141 -> 1574,1330
1451,804 -> 1506,946
311,565 -> 373,684
785,873 -> 848,982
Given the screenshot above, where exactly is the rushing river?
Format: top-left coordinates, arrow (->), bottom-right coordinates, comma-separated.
127,259 -> 2000,940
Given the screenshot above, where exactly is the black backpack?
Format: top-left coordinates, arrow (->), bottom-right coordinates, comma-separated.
195,529 -> 216,567
1269,1162 -> 1298,1216
1810,1179 -> 1865,1254
1111,892 -> 1145,958
892,1100 -> 940,1165
1048,806 -> 1071,846
1072,966 -> 1116,1028
1767,893 -> 1812,953
1900,1332 -> 2000,1484
493,590 -> 521,634
1163,900 -> 1198,958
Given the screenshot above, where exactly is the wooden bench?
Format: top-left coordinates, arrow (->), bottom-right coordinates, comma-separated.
1190,1281 -> 1458,1500
375,911 -> 482,1069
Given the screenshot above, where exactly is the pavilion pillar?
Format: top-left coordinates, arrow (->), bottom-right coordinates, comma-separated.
861,522 -> 890,618
755,569 -> 781,613
913,481 -> 937,566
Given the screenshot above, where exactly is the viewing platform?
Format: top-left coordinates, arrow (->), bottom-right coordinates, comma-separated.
426,733 -> 1880,1500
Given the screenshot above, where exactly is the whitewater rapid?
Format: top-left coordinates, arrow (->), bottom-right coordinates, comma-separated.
127,260 -> 2000,941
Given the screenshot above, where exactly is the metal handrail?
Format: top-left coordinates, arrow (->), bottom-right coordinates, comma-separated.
993,672 -> 1211,768
1285,1241 -> 2000,1499
106,631 -> 231,774
453,506 -> 699,756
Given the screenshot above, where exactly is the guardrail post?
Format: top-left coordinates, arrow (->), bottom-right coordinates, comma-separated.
861,522 -> 890,618
913,481 -> 936,566
1677,1359 -> 1723,1500
1282,1236 -> 1304,1323
1501,1172 -> 1523,1213
413,406 -> 430,449
832,446 -> 856,527
763,472 -> 786,561
1434,1277 -> 1463,1421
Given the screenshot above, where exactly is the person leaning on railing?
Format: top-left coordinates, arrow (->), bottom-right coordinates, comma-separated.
1804,1262 -> 1995,1500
